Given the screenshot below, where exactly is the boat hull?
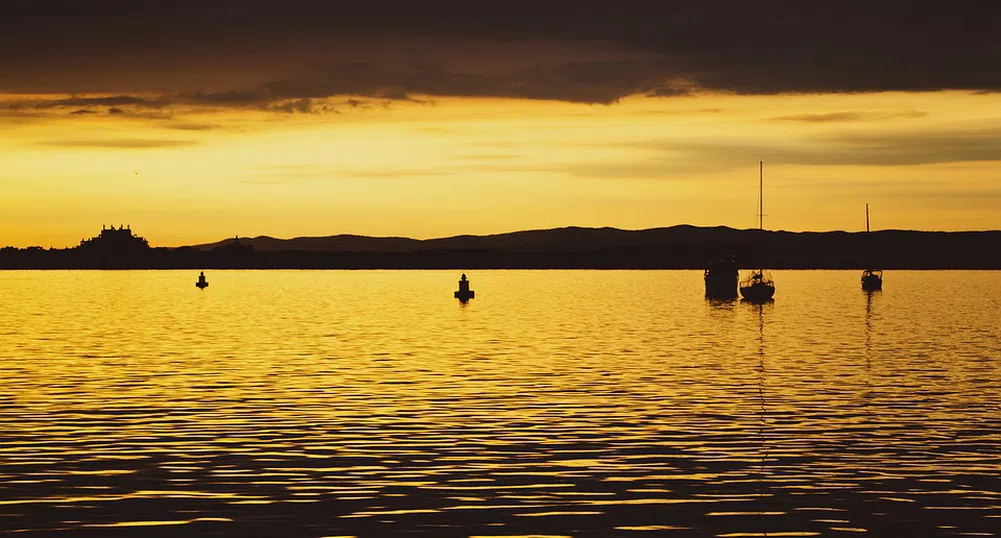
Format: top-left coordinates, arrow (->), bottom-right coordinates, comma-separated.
740,282 -> 775,302
861,269 -> 883,291
861,275 -> 882,291
705,275 -> 738,299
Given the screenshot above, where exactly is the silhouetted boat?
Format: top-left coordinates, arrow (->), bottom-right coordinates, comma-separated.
740,270 -> 775,302
196,271 -> 208,289
705,256 -> 738,299
454,273 -> 474,302
861,204 -> 883,291
861,269 -> 883,291
740,161 -> 776,302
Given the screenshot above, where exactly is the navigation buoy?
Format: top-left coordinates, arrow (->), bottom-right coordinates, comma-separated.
196,271 -> 209,289
454,273 -> 474,302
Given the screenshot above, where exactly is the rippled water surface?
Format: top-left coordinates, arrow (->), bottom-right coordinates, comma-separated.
1,270 -> 999,537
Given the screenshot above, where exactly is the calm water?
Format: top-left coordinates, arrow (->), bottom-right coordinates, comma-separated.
1,270 -> 999,537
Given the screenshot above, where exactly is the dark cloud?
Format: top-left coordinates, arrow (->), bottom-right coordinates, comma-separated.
596,125 -> 1001,176
0,1 -> 998,106
38,139 -> 198,149
58,95 -> 165,108
187,90 -> 264,107
2,94 -> 172,118
267,98 -> 336,114
40,95 -> 167,109
827,128 -> 1001,165
247,60 -> 690,105
773,111 -> 928,123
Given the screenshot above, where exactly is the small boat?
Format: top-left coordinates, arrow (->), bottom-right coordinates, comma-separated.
705,256 -> 738,299
862,269 -> 883,291
195,271 -> 208,289
454,273 -> 474,302
861,204 -> 883,291
740,269 -> 775,302
740,161 -> 776,302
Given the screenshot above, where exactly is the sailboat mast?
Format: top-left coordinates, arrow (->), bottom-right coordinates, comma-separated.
759,161 -> 763,230
866,203 -> 870,233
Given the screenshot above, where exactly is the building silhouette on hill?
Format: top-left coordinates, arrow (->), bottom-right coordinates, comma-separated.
1,225 -> 1000,270
78,225 -> 150,254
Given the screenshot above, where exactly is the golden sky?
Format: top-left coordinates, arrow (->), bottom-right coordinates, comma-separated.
1,2 -> 999,247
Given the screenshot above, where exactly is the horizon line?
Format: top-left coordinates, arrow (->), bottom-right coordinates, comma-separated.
5,223 -> 1001,251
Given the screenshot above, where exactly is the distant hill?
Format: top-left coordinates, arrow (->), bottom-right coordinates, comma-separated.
193,234 -> 424,252
3,225 -> 1000,269
192,225 -> 764,252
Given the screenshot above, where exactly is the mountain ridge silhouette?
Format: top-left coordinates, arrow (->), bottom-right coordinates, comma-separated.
189,224 -> 1000,253
2,225 -> 999,269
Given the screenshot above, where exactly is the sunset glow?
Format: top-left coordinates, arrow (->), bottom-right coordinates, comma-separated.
3,4 -> 1000,537
4,91 -> 1000,247
2,2 -> 999,247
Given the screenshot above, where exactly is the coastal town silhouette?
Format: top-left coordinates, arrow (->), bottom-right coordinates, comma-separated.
1,224 -> 998,270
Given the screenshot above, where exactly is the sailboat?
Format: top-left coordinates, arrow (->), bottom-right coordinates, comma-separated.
740,161 -> 776,302
861,204 -> 883,291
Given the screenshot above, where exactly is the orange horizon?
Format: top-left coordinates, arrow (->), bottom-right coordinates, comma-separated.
3,92 -> 1001,248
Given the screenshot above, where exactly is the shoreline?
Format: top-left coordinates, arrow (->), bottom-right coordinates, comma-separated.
3,266 -> 1000,271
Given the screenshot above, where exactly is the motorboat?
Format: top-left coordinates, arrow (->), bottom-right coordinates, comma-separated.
862,268 -> 883,291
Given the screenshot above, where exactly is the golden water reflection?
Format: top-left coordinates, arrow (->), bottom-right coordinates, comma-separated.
1,270 -> 999,536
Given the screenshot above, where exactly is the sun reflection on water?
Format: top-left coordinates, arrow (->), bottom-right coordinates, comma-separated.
0,270 -> 999,536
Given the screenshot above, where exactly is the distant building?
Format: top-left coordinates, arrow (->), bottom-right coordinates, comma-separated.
77,225 -> 151,253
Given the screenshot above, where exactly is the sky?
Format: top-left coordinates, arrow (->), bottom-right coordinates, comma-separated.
2,1 -> 1000,248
